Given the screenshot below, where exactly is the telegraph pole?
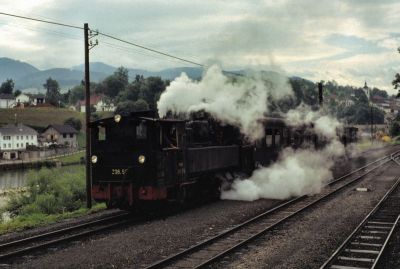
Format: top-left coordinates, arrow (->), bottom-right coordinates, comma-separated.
84,23 -> 98,208
84,23 -> 92,208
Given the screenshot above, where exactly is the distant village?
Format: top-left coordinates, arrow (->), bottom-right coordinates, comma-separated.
0,123 -> 79,160
0,92 -> 116,161
0,92 -> 116,112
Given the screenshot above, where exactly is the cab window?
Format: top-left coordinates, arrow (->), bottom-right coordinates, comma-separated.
136,122 -> 147,140
265,129 -> 273,147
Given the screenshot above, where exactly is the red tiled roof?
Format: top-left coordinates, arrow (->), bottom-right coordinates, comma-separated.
76,94 -> 103,106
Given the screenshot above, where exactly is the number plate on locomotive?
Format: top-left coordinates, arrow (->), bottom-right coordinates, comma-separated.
111,168 -> 128,175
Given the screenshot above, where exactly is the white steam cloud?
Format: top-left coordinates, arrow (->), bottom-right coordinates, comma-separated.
157,65 -> 346,201
222,106 -> 345,201
157,65 -> 292,141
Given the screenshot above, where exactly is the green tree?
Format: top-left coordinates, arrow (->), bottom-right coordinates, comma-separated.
0,79 -> 14,94
370,87 -> 388,99
338,104 -> 385,124
393,47 -> 400,96
390,121 -> 400,137
115,99 -> 149,115
101,67 -> 129,97
68,85 -> 85,105
13,89 -> 21,97
43,77 -> 61,106
64,117 -> 82,131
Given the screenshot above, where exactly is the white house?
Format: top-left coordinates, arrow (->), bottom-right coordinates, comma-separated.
0,94 -> 15,108
76,94 -> 115,112
0,123 -> 38,159
15,93 -> 46,107
15,93 -> 30,104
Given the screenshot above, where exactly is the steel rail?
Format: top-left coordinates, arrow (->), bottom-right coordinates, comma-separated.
145,150 -> 400,269
320,176 -> 400,269
373,214 -> 400,268
0,211 -> 133,261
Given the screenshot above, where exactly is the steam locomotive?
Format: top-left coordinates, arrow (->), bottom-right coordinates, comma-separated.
89,111 -> 357,209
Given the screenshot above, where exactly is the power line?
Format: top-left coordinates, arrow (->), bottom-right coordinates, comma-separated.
97,31 -> 204,67
0,11 -> 243,76
0,11 -> 203,67
0,12 -> 83,30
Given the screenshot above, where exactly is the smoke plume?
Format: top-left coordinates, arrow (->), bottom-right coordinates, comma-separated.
157,65 -> 292,141
157,65 -> 346,201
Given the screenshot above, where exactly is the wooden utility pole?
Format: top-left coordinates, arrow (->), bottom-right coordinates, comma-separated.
84,23 -> 92,208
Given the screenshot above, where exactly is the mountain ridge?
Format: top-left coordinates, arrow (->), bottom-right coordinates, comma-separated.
0,58 -> 205,92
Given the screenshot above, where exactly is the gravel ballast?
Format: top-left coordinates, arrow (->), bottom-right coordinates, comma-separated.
2,145 -> 399,268
214,162 -> 400,268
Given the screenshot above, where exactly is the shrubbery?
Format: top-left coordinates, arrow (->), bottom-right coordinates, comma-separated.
3,166 -> 85,217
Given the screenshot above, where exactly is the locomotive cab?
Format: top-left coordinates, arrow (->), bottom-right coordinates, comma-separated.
90,112 -> 186,209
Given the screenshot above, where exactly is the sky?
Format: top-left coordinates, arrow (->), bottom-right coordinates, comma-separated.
0,0 -> 399,93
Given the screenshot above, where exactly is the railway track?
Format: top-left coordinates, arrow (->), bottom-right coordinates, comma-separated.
0,211 -> 134,262
145,150 -> 400,269
320,176 -> 400,269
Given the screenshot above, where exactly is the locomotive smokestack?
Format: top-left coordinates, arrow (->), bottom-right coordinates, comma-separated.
318,82 -> 323,107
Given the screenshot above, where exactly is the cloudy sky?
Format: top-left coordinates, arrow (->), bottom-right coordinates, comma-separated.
0,0 -> 399,92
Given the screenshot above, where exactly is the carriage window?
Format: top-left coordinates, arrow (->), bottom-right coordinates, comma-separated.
265,128 -> 273,147
275,130 -> 281,146
136,122 -> 147,140
98,126 -> 106,141
283,129 -> 289,145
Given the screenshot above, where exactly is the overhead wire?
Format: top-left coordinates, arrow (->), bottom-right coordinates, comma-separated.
0,11 -> 243,76
0,11 -> 83,30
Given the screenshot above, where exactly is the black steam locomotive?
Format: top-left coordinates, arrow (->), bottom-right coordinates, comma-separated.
89,111 -> 357,209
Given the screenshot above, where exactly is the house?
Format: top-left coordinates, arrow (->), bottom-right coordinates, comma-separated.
27,94 -> 46,106
42,124 -> 78,148
15,93 -> 46,107
76,94 -> 115,112
0,123 -> 38,159
15,93 -> 30,105
0,94 -> 15,108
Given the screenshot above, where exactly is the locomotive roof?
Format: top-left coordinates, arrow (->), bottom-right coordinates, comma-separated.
90,115 -> 185,126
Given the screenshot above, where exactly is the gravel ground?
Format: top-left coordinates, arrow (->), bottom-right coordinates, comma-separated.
10,199 -> 283,268
213,162 -> 400,269
376,211 -> 400,268
1,145 -> 398,269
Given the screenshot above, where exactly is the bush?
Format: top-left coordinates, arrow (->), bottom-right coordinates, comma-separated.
4,166 -> 85,217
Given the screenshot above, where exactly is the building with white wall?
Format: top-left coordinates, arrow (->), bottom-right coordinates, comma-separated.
42,124 -> 78,148
0,123 -> 38,159
0,94 -> 15,108
15,93 -> 30,104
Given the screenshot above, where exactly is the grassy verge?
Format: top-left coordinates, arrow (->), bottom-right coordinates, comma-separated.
355,139 -> 389,151
56,151 -> 85,164
0,203 -> 106,234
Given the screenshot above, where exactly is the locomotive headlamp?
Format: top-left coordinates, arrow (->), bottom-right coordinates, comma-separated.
114,114 -> 122,123
91,155 -> 98,164
138,155 -> 146,164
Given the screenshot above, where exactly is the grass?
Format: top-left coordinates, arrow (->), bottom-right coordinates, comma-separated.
0,108 -> 84,128
77,132 -> 86,149
0,203 -> 106,234
0,108 -> 112,129
56,151 -> 85,164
